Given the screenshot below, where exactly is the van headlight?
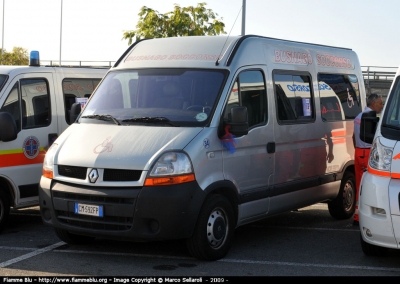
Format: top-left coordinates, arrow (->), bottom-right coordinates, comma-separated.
144,152 -> 195,186
369,138 -> 393,172
42,143 -> 58,179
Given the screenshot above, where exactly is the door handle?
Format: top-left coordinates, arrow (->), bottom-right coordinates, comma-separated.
267,142 -> 275,153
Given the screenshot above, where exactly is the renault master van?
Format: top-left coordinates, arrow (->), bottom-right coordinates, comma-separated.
0,52 -> 108,232
39,35 -> 365,260
358,66 -> 400,256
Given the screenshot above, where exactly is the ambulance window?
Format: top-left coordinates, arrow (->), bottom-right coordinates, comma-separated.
20,78 -> 51,129
224,70 -> 267,128
62,78 -> 102,124
318,74 -> 362,121
1,82 -> 22,131
273,72 -> 314,123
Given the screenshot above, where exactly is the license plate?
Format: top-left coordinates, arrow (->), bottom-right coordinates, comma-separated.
74,203 -> 103,217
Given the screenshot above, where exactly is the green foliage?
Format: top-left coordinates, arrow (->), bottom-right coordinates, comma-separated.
0,47 -> 29,65
122,2 -> 226,45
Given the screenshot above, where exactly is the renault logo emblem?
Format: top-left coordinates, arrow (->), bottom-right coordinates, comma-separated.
88,169 -> 99,183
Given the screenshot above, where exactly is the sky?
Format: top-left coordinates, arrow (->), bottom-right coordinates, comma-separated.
0,0 -> 399,70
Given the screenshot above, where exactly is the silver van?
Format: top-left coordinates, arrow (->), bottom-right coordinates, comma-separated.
39,35 -> 365,260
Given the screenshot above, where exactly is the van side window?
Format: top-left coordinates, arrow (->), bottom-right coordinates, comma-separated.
62,78 -> 101,124
224,70 -> 267,128
273,72 -> 314,123
318,74 -> 362,120
1,79 -> 51,130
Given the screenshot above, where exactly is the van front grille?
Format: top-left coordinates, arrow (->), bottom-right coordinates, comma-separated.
58,165 -> 87,180
58,165 -> 142,182
104,169 -> 142,181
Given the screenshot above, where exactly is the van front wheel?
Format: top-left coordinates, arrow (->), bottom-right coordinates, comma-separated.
186,194 -> 235,261
55,228 -> 95,245
328,172 -> 356,220
0,190 -> 10,233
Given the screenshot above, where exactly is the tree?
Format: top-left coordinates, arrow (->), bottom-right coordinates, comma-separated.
122,2 -> 226,45
0,47 -> 29,65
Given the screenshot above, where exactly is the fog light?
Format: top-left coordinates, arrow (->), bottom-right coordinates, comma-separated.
365,228 -> 372,237
42,209 -> 51,221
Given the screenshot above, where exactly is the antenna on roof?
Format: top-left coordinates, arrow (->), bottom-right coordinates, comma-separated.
241,0 -> 246,36
215,5 -> 243,66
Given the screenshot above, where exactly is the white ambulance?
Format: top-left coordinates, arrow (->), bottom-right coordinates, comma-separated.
359,66 -> 400,256
0,52 -> 108,232
39,36 -> 365,260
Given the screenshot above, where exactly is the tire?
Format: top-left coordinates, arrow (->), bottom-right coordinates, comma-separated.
360,233 -> 388,256
55,228 -> 96,245
328,171 -> 356,220
186,194 -> 235,261
0,190 -> 10,233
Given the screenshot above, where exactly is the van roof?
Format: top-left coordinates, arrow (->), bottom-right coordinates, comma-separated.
114,35 -> 354,70
0,65 -> 108,76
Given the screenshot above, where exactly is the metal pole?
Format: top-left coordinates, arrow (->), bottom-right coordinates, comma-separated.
1,0 -> 5,64
59,0 -> 63,66
241,0 -> 246,36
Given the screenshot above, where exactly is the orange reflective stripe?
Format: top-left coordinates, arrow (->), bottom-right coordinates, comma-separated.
391,173 -> 400,179
367,165 -> 391,177
331,130 -> 346,137
0,151 -> 46,168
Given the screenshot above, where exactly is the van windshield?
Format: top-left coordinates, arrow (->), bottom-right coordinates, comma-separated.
382,76 -> 400,139
0,75 -> 8,92
81,69 -> 227,127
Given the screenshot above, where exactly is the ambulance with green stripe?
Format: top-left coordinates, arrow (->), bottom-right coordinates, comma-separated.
0,52 -> 107,232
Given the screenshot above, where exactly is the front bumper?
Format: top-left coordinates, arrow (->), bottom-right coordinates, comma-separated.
359,172 -> 400,249
39,176 -> 206,241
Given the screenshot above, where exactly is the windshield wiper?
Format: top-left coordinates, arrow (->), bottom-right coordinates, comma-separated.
121,116 -> 177,126
81,114 -> 121,125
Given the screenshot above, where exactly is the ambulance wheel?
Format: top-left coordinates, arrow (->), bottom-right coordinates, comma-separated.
328,172 -> 356,220
55,228 -> 95,245
360,233 -> 388,256
186,194 -> 235,261
0,190 -> 10,233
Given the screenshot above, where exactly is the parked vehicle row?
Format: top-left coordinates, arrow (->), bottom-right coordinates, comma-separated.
2,35 -> 399,261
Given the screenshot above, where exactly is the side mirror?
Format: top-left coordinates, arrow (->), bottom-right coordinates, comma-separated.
69,103 -> 82,124
360,110 -> 379,144
0,112 -> 18,142
227,106 -> 249,136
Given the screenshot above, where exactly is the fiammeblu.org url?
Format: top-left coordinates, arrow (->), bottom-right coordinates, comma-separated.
38,278 -> 108,283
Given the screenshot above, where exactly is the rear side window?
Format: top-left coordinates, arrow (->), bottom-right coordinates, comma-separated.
318,74 -> 362,121
273,71 -> 314,123
62,78 -> 101,124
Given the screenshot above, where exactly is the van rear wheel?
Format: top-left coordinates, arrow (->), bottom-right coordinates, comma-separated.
328,172 -> 356,220
360,233 -> 388,256
0,190 -> 10,233
186,194 -> 235,261
55,228 -> 95,245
